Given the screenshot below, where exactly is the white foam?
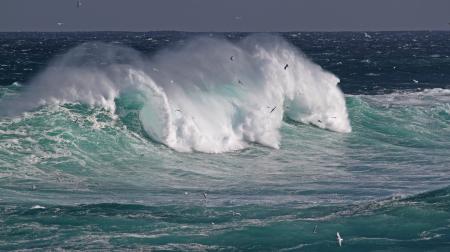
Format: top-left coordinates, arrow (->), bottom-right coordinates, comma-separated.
0,35 -> 351,153
30,205 -> 46,209
356,88 -> 450,107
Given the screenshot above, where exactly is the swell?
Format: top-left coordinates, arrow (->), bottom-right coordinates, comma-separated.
346,88 -> 450,148
2,185 -> 450,251
0,35 -> 351,153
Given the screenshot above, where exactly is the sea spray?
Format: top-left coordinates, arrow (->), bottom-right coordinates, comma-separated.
0,35 -> 351,152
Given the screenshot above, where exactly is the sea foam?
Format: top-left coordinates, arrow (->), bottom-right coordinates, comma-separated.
0,35 -> 351,153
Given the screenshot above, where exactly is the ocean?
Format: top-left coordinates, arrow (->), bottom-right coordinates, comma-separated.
0,31 -> 449,251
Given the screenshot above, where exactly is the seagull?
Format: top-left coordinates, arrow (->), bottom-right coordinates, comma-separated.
270,106 -> 277,113
203,192 -> 207,200
412,79 -> 419,84
230,56 -> 234,61
284,64 -> 289,70
31,184 -> 37,190
238,80 -> 244,85
57,22 -> 64,26
336,232 -> 343,247
231,210 -> 241,216
364,32 -> 372,39
313,225 -> 318,234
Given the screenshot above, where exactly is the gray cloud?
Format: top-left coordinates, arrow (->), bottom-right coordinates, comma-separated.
1,0 -> 449,32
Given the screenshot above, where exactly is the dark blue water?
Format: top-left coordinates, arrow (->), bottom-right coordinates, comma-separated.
0,31 -> 449,251
1,31 -> 449,93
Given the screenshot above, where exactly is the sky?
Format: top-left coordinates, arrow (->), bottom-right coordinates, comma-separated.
0,0 -> 449,32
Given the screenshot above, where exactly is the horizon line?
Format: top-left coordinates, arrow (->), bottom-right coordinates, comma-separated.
0,29 -> 449,33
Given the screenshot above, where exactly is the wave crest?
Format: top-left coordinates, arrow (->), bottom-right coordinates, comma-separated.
0,35 -> 351,153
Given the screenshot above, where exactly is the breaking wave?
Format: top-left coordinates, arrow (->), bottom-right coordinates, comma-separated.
0,35 -> 351,152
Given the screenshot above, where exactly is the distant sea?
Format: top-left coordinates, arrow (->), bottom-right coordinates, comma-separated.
0,31 -> 449,251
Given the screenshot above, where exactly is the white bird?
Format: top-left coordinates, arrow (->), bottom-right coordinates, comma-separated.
412,79 -> 419,84
313,225 -> 318,233
336,232 -> 343,247
57,22 -> 64,26
231,210 -> 241,216
364,32 -> 372,39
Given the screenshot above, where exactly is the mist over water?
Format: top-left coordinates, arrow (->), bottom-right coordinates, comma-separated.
1,35 -> 350,152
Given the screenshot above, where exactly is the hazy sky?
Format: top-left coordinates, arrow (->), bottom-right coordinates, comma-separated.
1,0 -> 449,32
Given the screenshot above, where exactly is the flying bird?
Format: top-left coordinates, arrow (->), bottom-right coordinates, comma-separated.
56,22 -> 64,26
313,225 -> 318,234
270,106 -> 277,113
230,56 -> 234,61
284,64 -> 289,70
231,210 -> 241,216
336,232 -> 343,247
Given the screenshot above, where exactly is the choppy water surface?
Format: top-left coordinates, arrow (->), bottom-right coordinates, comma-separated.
0,31 -> 449,251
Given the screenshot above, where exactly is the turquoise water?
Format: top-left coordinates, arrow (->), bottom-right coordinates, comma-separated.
0,32 -> 450,251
